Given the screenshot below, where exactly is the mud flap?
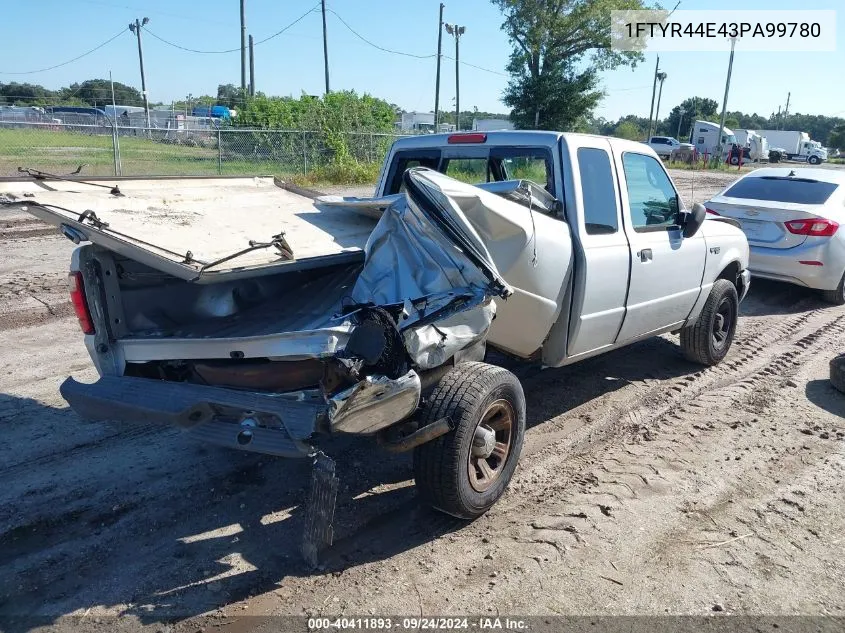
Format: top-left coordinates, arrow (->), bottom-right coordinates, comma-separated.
301,452 -> 339,567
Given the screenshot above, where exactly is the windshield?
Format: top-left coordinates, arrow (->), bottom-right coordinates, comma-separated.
724,176 -> 839,204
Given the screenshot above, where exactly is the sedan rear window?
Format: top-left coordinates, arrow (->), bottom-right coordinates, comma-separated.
724,176 -> 839,204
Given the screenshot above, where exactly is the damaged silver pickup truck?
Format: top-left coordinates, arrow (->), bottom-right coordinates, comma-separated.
4,131 -> 750,527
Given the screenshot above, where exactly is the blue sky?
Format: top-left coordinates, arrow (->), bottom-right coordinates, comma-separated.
1,0 -> 843,121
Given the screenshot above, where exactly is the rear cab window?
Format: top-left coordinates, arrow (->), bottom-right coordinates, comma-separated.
384,146 -> 555,199
723,176 -> 839,204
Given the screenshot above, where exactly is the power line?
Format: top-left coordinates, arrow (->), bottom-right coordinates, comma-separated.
254,3 -> 320,45
328,7 -> 507,79
0,29 -> 127,75
144,4 -> 320,54
442,55 -> 506,77
143,29 -> 240,54
327,8 -> 435,59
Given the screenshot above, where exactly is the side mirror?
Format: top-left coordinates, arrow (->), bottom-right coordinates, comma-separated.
682,202 -> 707,238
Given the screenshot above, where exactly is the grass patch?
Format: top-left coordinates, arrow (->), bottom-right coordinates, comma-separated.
290,160 -> 381,187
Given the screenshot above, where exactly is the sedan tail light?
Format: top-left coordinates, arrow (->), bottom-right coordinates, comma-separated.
784,218 -> 839,237
68,272 -> 95,335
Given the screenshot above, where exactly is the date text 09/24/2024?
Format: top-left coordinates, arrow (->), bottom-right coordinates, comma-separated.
308,617 -> 528,630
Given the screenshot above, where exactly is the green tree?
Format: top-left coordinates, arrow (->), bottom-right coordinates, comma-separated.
614,119 -> 644,140
493,0 -> 650,130
661,97 -> 718,141
61,80 -> 143,108
216,83 -> 246,110
0,82 -> 56,106
724,117 -> 741,131
828,125 -> 845,151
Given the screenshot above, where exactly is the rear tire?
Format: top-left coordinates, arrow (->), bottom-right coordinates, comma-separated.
821,271 -> 845,305
680,279 -> 738,366
413,362 -> 525,520
830,355 -> 845,393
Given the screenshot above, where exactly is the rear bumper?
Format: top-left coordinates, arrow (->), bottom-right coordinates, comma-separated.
61,369 -> 423,457
749,241 -> 845,291
61,376 -> 324,457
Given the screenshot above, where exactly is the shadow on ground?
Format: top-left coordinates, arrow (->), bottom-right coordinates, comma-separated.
0,335 -> 726,631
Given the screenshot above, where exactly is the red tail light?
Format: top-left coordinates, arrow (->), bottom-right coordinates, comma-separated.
784,218 -> 839,237
705,207 -> 720,216
447,133 -> 487,144
68,272 -> 95,335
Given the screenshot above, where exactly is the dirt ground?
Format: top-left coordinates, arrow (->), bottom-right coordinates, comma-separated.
1,169 -> 844,631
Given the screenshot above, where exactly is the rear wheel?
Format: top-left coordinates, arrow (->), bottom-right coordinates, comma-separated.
821,271 -> 845,305
413,362 -> 525,519
680,279 -> 738,365
830,355 -> 845,393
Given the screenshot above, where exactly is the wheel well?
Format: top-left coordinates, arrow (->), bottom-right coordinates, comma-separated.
717,261 -> 741,291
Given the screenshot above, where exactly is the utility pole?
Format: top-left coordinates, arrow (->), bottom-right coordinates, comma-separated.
676,107 -> 686,140
646,55 -> 660,140
321,0 -> 330,94
444,23 -> 465,130
434,3 -> 444,130
654,71 -> 667,133
716,38 -> 738,165
240,0 -> 247,91
248,34 -> 255,96
782,91 -> 791,130
128,18 -> 151,129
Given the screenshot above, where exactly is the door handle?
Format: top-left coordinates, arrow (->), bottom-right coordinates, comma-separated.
637,248 -> 653,262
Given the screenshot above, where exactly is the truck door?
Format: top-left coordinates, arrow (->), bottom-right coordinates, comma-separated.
612,150 -> 706,343
548,138 -> 631,363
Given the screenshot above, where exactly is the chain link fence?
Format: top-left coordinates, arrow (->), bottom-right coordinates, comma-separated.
0,120 -> 411,179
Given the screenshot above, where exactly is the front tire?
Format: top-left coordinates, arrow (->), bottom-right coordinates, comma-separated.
680,279 -> 739,365
413,362 -> 525,519
808,155 -> 821,165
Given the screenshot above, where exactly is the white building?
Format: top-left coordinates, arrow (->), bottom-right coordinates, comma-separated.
472,118 -> 514,131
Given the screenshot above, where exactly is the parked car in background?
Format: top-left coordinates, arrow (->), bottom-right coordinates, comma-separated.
646,135 -> 681,159
706,168 -> 845,304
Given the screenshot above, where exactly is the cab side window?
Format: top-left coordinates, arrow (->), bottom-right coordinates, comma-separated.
622,153 -> 680,231
577,147 -> 618,235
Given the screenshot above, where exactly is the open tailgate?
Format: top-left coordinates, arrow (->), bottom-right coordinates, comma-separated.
0,176 -> 376,283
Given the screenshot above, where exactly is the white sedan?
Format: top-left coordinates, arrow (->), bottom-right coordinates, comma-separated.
706,167 -> 845,304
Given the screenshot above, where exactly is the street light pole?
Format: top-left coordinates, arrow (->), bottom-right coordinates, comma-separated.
716,37 -> 738,164
676,107 -> 686,140
128,17 -> 151,129
444,23 -> 465,130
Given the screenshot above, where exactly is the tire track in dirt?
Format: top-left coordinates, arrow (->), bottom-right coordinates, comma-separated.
506,310 -> 845,556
